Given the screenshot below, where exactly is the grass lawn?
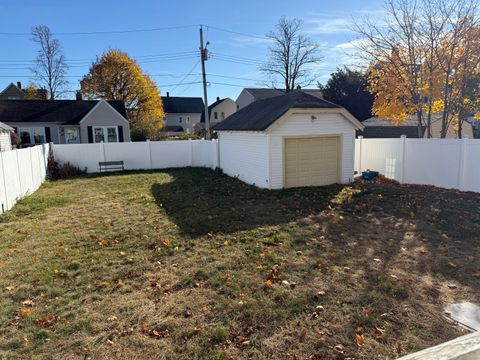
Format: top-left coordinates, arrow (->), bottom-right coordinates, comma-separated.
1,168 -> 479,359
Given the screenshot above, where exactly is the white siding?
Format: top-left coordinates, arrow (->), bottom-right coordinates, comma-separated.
269,113 -> 356,189
0,131 -> 12,151
235,90 -> 255,111
218,132 -> 269,188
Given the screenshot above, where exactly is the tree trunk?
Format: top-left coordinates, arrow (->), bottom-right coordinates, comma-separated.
416,109 -> 424,138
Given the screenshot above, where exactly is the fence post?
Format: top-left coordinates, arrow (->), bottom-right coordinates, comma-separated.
357,136 -> 363,174
29,146 -> 35,190
15,149 -> 23,194
189,139 -> 193,166
400,135 -> 406,184
100,141 -> 106,163
0,150 -> 8,212
458,137 -> 468,191
146,140 -> 152,169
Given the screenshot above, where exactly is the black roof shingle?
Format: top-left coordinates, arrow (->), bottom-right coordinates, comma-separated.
357,126 -> 424,138
213,91 -> 341,131
161,96 -> 204,114
0,100 -> 127,125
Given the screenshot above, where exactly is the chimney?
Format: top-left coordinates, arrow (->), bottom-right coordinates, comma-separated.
166,92 -> 170,98
76,91 -> 83,101
216,97 -> 220,102
17,81 -> 21,89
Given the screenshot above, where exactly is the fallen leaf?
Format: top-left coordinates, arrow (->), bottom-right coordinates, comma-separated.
5,285 -> 14,291
332,344 -> 344,354
374,326 -> 385,336
356,334 -> 365,347
107,316 -> 118,321
161,238 -> 170,246
117,280 -> 125,287
86,218 -> 93,225
265,280 -> 272,288
22,300 -> 34,307
35,315 -> 60,328
54,252 -> 61,257
447,261 -> 458,269
285,354 -> 293,360
19,309 -> 32,317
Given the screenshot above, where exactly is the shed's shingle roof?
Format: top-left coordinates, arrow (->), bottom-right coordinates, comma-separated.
213,91 -> 341,131
161,96 -> 204,114
0,100 -> 127,125
244,88 -> 323,101
357,126 -> 424,138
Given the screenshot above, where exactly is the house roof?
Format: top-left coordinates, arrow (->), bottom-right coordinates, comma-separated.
357,126 -> 424,138
161,96 -> 204,114
0,83 -> 25,99
213,91 -> 351,131
0,121 -> 14,131
243,88 -> 323,101
0,100 -> 127,125
363,116 -> 418,127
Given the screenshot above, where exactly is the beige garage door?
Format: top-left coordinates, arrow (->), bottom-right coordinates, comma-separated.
284,136 -> 340,188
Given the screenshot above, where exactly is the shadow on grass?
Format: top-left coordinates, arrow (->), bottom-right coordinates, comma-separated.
151,168 -> 345,236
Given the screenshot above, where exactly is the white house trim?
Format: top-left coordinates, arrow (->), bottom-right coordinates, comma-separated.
265,108 -> 364,133
79,100 -> 129,125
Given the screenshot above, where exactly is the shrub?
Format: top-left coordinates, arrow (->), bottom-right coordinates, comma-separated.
10,132 -> 21,147
47,147 -> 85,180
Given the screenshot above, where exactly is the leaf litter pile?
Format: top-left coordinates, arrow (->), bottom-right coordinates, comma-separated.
0,168 -> 479,359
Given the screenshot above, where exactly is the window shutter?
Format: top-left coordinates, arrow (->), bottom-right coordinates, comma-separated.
45,127 -> 51,143
87,126 -> 93,143
118,126 -> 124,142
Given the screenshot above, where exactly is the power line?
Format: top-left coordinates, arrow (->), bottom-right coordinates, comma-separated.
0,25 -> 198,36
169,60 -> 201,93
206,26 -> 268,40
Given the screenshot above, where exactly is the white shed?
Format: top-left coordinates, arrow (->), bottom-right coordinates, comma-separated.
213,91 -> 364,189
0,121 -> 14,151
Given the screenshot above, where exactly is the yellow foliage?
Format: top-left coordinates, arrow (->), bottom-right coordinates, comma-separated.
80,50 -> 165,139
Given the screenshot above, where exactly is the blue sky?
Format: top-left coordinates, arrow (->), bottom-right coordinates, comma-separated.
0,0 -> 384,101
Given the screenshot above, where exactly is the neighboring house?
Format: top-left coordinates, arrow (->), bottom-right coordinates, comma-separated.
0,100 -> 130,145
0,121 -> 14,151
358,116 -> 474,139
357,117 -> 424,138
201,97 -> 236,127
214,91 -> 364,189
235,88 -> 323,110
428,114 -> 474,139
0,82 -> 25,100
161,92 -> 204,133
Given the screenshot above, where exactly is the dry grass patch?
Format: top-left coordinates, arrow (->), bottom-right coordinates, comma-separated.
0,168 -> 479,359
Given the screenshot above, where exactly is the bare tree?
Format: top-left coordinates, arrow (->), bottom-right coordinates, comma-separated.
31,25 -> 69,100
261,17 -> 321,92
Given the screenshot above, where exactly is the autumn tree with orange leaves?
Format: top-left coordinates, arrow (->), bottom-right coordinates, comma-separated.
355,0 -> 479,138
80,50 -> 165,140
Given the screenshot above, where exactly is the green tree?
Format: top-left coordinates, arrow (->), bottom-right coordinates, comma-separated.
80,50 -> 165,139
319,68 -> 374,121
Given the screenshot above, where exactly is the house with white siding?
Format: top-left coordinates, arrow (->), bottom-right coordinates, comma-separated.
0,99 -> 130,145
214,91 -> 364,189
200,97 -> 236,127
0,121 -> 14,151
161,92 -> 204,134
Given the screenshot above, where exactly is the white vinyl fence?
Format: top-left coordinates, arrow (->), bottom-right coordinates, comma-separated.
0,144 -> 49,213
53,139 -> 219,173
355,136 -> 480,192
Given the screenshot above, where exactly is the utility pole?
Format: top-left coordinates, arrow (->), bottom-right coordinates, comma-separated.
200,25 -> 210,140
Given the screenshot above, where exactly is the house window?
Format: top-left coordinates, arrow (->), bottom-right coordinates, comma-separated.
93,126 -> 118,143
65,128 -> 79,144
214,112 -> 218,120
186,116 -> 190,123
18,127 -> 45,144
179,116 -> 183,123
221,112 -> 225,120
